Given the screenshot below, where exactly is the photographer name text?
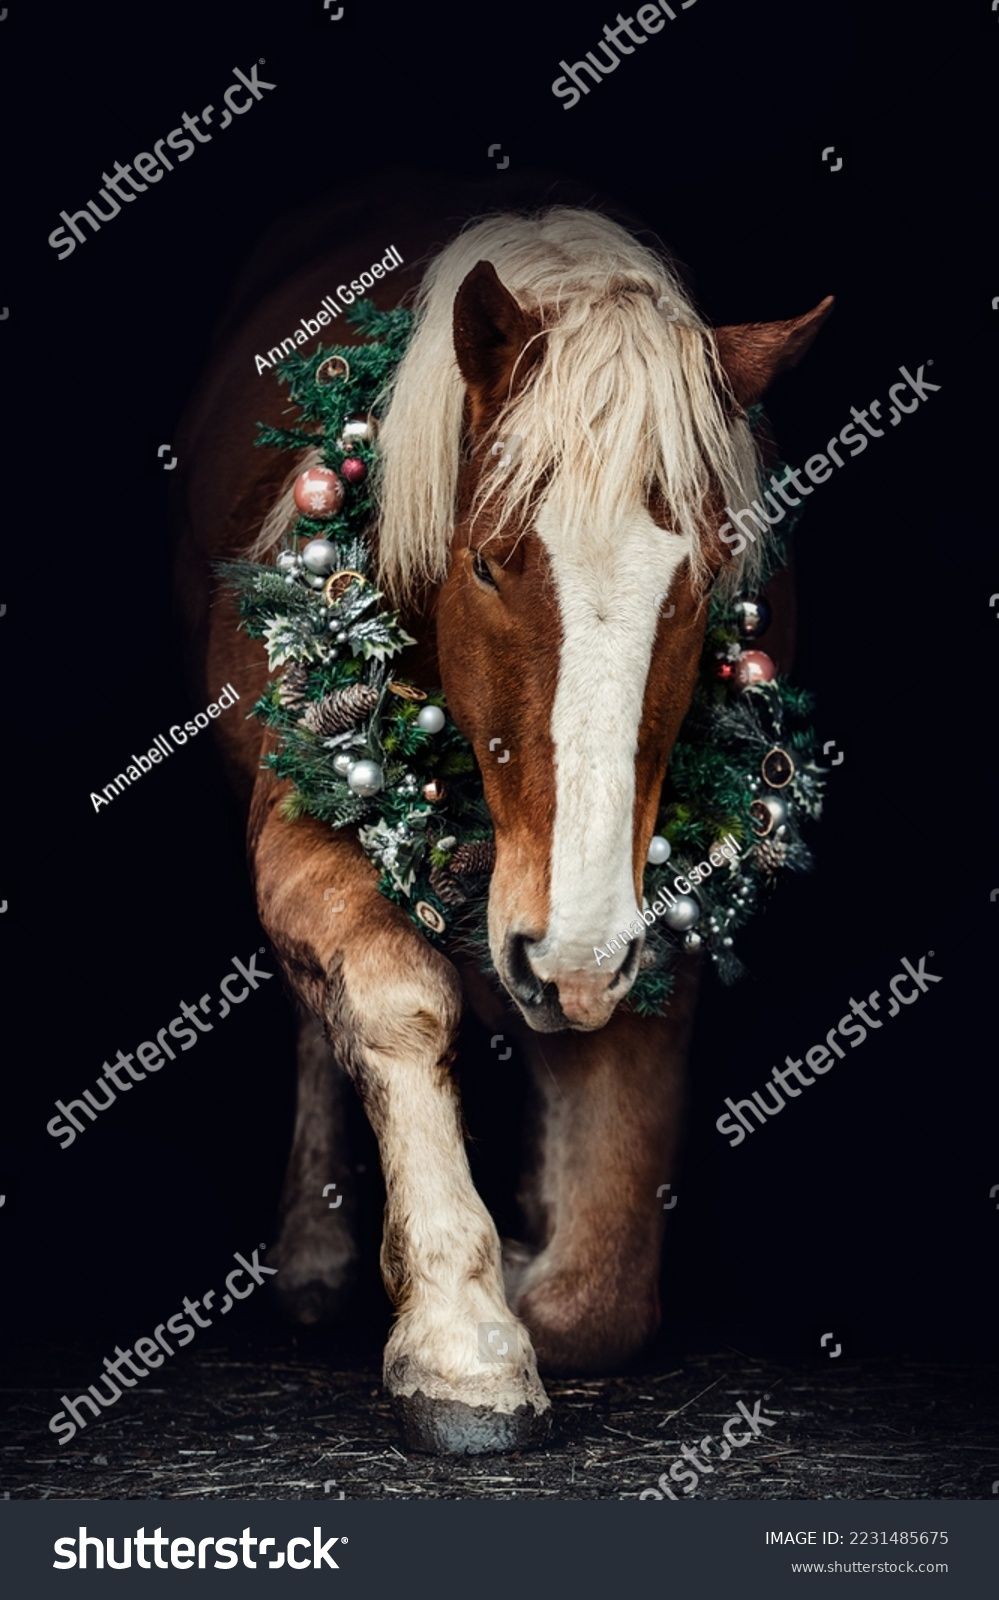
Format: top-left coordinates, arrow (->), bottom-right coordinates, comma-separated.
90,684 -> 239,814
254,245 -> 404,374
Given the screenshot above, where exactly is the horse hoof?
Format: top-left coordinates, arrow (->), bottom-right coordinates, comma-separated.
271,1272 -> 356,1327
392,1390 -> 552,1456
267,1224 -> 358,1326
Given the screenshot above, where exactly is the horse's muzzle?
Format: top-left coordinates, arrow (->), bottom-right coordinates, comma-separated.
502,930 -> 643,1032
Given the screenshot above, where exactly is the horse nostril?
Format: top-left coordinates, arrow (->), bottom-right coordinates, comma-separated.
608,936 -> 642,992
506,932 -> 546,1005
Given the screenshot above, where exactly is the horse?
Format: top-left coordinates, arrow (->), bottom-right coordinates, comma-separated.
176,199 -> 830,1455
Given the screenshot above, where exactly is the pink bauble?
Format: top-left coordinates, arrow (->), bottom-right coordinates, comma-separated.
340,456 -> 367,486
733,649 -> 777,689
293,465 -> 344,518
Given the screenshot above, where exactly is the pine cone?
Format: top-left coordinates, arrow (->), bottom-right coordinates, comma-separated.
429,864 -> 468,907
754,836 -> 789,876
448,839 -> 496,878
280,663 -> 310,711
303,683 -> 379,737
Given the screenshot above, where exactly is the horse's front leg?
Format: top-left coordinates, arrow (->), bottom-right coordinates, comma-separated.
249,775 -> 550,1453
512,966 -> 699,1373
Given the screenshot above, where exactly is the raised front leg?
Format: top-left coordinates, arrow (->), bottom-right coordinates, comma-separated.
512,966 -> 699,1373
249,773 -> 550,1453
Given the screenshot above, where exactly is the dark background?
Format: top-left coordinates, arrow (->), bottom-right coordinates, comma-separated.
2,0 -> 994,1378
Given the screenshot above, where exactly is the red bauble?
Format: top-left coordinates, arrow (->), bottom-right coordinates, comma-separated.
340,456 -> 367,486
293,466 -> 344,518
714,660 -> 735,681
734,649 -> 777,689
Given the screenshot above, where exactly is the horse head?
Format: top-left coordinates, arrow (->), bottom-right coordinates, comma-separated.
378,211 -> 830,1031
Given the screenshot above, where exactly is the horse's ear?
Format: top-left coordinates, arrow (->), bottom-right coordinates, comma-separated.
453,260 -> 542,427
713,295 -> 834,408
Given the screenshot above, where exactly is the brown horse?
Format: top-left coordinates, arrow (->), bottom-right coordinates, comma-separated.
176,197 -> 829,1454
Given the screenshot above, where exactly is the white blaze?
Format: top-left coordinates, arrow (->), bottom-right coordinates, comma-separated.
533,500 -> 690,975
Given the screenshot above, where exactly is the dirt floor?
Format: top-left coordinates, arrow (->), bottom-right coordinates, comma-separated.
2,1336 -> 995,1500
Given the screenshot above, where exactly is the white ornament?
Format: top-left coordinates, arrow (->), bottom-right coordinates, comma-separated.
301,539 -> 338,576
647,835 -> 671,865
416,704 -> 446,734
662,894 -> 700,932
347,759 -> 384,798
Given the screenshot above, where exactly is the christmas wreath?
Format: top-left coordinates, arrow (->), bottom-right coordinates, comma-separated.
222,301 -> 826,1016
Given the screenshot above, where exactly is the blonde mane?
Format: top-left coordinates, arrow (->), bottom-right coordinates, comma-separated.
253,208 -> 765,599
377,208 -> 762,601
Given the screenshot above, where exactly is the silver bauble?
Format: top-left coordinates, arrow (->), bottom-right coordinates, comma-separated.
683,930 -> 703,951
301,538 -> 339,576
338,412 -> 378,451
276,549 -> 300,574
305,572 -> 327,590
346,759 -> 384,798
332,752 -> 354,777
417,704 -> 446,734
733,595 -> 772,639
647,834 -> 672,865
662,894 -> 700,932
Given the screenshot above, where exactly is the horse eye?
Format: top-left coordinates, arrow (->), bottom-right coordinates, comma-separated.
472,549 -> 498,589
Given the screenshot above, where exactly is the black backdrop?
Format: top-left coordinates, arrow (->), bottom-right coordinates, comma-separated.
3,0 -> 994,1365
